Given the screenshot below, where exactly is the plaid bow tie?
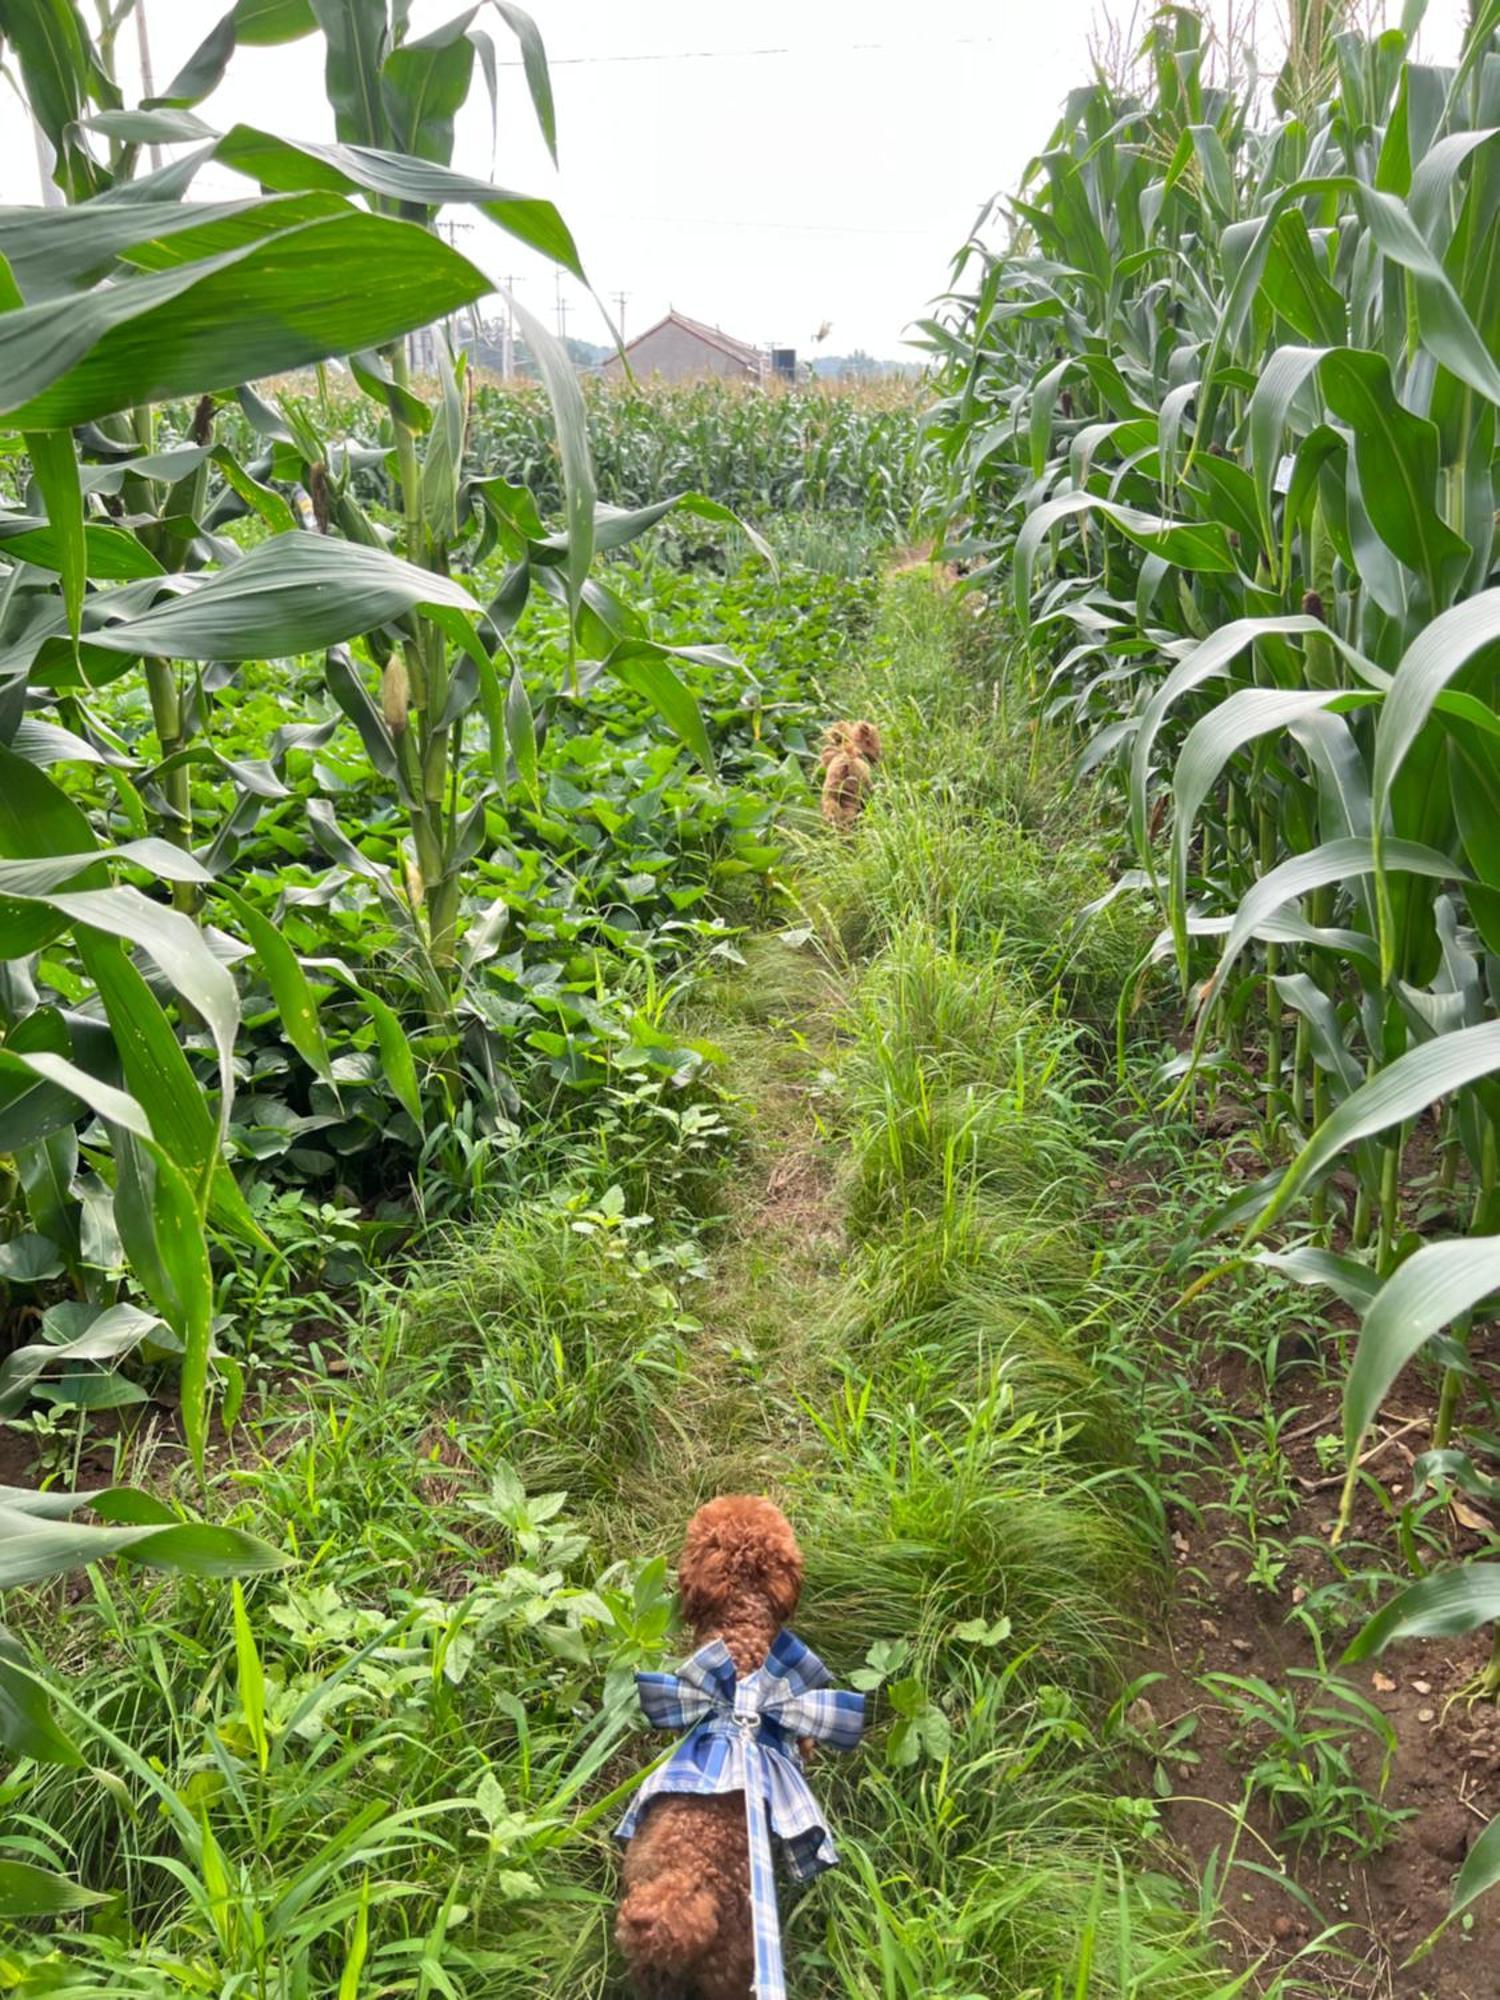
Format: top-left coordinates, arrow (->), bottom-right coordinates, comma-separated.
619,1630 -> 863,2000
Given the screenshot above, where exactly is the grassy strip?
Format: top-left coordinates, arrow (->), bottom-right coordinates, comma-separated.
5,565 -> 1322,1997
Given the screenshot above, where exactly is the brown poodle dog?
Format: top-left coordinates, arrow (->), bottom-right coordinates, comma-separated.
819,720 -> 883,827
615,1496 -> 806,2000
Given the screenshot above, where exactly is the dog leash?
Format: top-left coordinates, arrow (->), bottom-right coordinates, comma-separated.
626,1635 -> 863,2000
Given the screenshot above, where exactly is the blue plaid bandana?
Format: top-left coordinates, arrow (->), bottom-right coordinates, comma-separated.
617,1628 -> 863,2000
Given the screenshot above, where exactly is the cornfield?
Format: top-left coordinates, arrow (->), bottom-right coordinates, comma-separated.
929,0 -> 1500,1917
203,375 -> 932,532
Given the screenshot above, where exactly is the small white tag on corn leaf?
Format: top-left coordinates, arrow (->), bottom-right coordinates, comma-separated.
1273,454 -> 1296,494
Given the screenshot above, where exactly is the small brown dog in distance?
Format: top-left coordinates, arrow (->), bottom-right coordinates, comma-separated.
615,1497 -> 806,1999
819,719 -> 882,827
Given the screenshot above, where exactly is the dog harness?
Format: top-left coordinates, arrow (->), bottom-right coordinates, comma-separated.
617,1628 -> 863,2000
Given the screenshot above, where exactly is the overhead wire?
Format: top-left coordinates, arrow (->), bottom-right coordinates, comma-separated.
497,35 -> 1001,67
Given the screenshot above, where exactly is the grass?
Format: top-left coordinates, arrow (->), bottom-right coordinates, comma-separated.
2,551 -> 1342,1997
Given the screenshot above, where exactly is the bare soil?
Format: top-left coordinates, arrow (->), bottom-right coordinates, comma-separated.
1153,1349 -> 1500,1999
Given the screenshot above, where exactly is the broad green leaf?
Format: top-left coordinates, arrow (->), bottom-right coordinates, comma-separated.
421,338 -> 465,545
0,1500 -> 285,1587
1251,1245 -> 1380,1311
156,0 -> 317,107
505,660 -> 538,799
0,209 -> 492,427
1345,1237 -> 1500,1459
84,532 -> 479,662
1203,835 -> 1459,1038
39,889 -> 239,1125
107,1128 -> 215,1474
232,1580 -> 269,1772
0,191 -> 342,305
309,958 -> 424,1130
503,288 -> 594,619
213,124 -> 583,276
310,0 -> 390,149
0,1860 -> 107,1918
1319,348 -> 1470,603
0,0 -> 115,202
0,1302 -> 162,1416
1169,687 -> 1374,967
21,429 -> 85,637
1371,592 -> 1500,976
491,1 -> 557,164
1344,1563 -> 1500,1658
602,642 -> 716,775
380,8 -> 476,165
0,1048 -> 150,1139
0,511 -> 165,580
0,1626 -> 80,1765
1453,1812 -> 1500,1921
1270,974 -> 1366,1094
75,933 -> 264,1249
1249,1019 -> 1500,1241
1015,491 -> 1238,628
219,884 -> 334,1083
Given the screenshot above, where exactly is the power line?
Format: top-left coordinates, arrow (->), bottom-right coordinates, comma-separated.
496,35 -> 1000,67
593,212 -> 931,238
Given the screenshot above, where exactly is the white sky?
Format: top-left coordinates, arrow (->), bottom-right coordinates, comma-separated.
0,0 -> 1473,358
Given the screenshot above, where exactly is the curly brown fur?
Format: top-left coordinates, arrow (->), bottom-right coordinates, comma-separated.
818,721 -> 882,826
616,1497 -> 805,2000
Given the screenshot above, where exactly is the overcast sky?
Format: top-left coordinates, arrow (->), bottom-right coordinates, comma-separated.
0,0 -> 1473,358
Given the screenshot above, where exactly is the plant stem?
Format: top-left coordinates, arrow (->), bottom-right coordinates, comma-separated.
1375,1134 -> 1402,1276
1432,1312 -> 1469,1451
144,657 -> 197,913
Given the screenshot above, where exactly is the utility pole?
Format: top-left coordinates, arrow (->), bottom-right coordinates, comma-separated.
555,271 -> 568,343
613,289 -> 630,346
134,0 -> 164,173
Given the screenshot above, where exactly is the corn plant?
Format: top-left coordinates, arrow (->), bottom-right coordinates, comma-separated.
930,0 -> 1500,1921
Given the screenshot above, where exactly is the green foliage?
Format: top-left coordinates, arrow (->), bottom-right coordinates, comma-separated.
930,2 -> 1500,1910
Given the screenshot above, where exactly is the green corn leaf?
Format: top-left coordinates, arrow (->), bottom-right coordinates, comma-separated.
1453,1813 -> 1500,1921
1248,1019 -> 1500,1243
1319,347 -> 1470,603
506,659 -> 538,799
0,208 -> 493,427
380,9 -> 476,165
75,934 -> 263,1248
1343,1236 -> 1500,1461
491,1 -> 557,164
0,1048 -> 150,1140
156,0 -> 317,107
1371,591 -> 1500,978
1203,835 -> 1459,1043
601,641 -> 716,776
1251,1245 -> 1380,1311
309,0 -> 390,148
232,1580 -> 269,1773
1015,491 -> 1238,628
307,958 -> 424,1131
218,884 -> 334,1084
0,1500 -> 285,1588
212,123 -> 583,276
1344,1563 -> 1500,1659
21,429 -> 85,638
502,289 -> 594,620
1169,686 -> 1376,970
0,1626 -> 81,1765
83,532 -> 480,662
108,1127 -> 214,1474
1126,616 -> 1382,876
